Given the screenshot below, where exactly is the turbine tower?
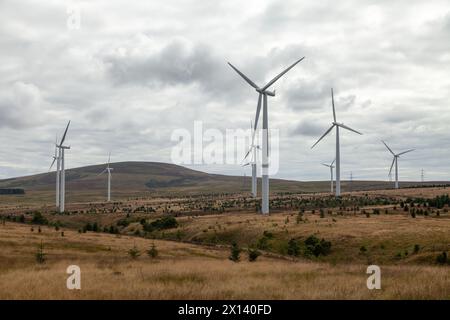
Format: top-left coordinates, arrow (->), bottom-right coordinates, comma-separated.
311,88 -> 362,197
49,121 -> 70,213
321,159 -> 335,193
228,57 -> 304,214
242,120 -> 260,198
49,136 -> 59,207
382,141 -> 414,189
99,153 -> 113,201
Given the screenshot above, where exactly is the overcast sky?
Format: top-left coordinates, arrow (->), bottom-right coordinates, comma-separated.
1,0 -> 449,181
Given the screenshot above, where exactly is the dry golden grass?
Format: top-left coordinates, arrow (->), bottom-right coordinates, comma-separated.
0,223 -> 449,299
169,210 -> 450,265
351,186 -> 450,199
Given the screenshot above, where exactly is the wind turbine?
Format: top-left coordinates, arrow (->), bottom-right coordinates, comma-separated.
311,88 -> 362,197
321,159 -> 335,193
382,141 -> 414,189
99,153 -> 113,201
49,135 -> 59,208
49,121 -> 70,212
228,57 -> 304,214
242,120 -> 260,198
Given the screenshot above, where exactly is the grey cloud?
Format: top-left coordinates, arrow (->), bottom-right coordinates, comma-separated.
0,82 -> 46,129
1,0 -> 450,182
291,119 -> 326,137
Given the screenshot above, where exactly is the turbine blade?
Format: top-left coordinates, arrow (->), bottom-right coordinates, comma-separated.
242,162 -> 250,167
398,149 -> 415,156
331,158 -> 336,166
338,123 -> 362,135
60,121 -> 71,145
227,62 -> 258,89
49,157 -> 56,172
388,157 -> 395,176
311,124 -> 335,149
322,163 -> 330,167
252,93 -> 262,144
331,88 -> 336,122
54,135 -> 58,156
382,140 -> 395,156
262,57 -> 305,91
97,168 -> 107,176
243,148 -> 252,162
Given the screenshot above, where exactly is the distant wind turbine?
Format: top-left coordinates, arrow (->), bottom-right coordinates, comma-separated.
311,88 -> 362,197
382,141 -> 414,189
99,153 -> 113,201
49,135 -> 59,207
242,120 -> 260,198
321,159 -> 335,193
228,57 -> 305,213
49,121 -> 71,212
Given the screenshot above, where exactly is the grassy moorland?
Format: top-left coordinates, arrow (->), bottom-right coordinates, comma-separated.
0,222 -> 448,299
0,184 -> 449,299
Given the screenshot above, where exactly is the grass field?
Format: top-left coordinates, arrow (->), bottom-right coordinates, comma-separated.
0,186 -> 449,299
0,222 -> 448,299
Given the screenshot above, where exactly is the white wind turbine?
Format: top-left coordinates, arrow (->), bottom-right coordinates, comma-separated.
382,141 -> 414,189
242,120 -> 260,198
321,159 -> 335,193
228,57 -> 304,214
311,88 -> 362,197
49,136 -> 59,207
99,153 -> 113,202
49,121 -> 70,212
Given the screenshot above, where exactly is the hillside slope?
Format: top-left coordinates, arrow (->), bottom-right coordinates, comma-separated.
0,161 -> 445,203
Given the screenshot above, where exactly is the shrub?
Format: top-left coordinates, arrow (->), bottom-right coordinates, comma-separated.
35,241 -> 46,264
32,212 -> 48,225
287,238 -> 300,257
248,248 -> 261,262
360,246 -> 367,253
263,230 -> 273,239
143,216 -> 178,232
304,235 -> 332,257
436,251 -> 447,264
413,244 -> 420,254
128,245 -> 141,259
319,209 -> 325,218
147,244 -> 158,258
229,242 -> 241,262
256,236 -> 270,250
116,219 -> 129,227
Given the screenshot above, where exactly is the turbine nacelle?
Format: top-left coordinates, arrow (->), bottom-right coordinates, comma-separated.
256,88 -> 275,96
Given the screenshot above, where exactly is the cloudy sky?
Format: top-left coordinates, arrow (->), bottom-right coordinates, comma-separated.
1,0 -> 450,181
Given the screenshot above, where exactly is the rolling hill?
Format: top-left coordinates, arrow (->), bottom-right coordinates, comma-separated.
0,161 -> 446,203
